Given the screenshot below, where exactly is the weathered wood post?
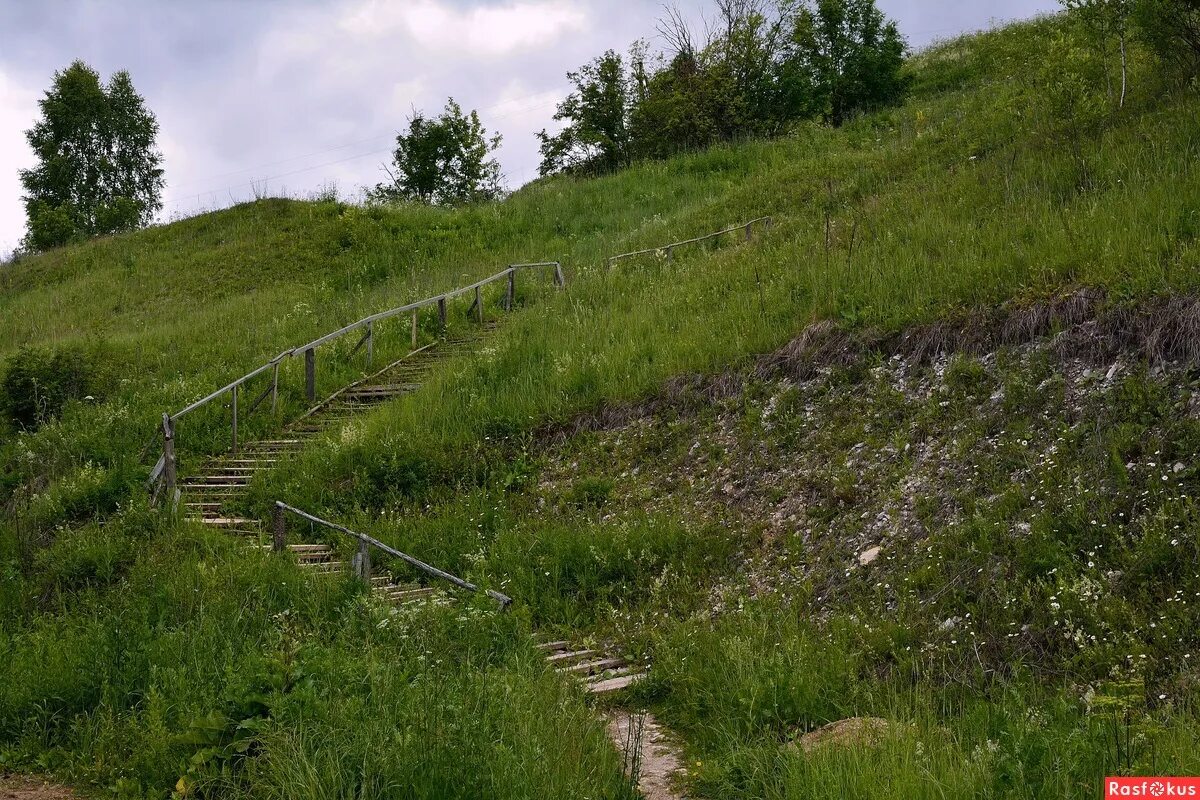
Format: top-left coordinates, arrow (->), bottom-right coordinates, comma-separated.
162,413 -> 177,505
366,321 -> 374,368
272,503 -> 286,552
305,347 -> 316,402
475,286 -> 483,324
230,384 -> 239,454
411,310 -> 418,350
437,296 -> 447,330
270,363 -> 280,414
745,222 -> 753,242
352,538 -> 371,581
505,268 -> 515,311
666,246 -> 673,263
554,262 -> 565,287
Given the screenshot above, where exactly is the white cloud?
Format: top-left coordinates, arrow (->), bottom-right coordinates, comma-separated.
339,0 -> 589,57
0,70 -> 38,256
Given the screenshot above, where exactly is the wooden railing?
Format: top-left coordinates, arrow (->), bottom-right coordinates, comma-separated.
606,216 -> 772,269
149,262 -> 564,507
273,501 -> 512,609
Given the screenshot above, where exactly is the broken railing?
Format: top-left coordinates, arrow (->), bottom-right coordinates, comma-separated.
149,262 -> 564,507
605,216 -> 772,269
273,501 -> 512,609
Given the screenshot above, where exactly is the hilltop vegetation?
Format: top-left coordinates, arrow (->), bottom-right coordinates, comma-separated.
2,11 -> 1200,799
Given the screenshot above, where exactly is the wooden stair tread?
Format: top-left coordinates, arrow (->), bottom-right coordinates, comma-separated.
545,649 -> 597,664
586,673 -> 645,694
200,517 -> 258,526
559,657 -> 627,675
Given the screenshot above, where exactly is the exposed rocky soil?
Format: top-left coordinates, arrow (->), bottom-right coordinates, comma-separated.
606,711 -> 688,800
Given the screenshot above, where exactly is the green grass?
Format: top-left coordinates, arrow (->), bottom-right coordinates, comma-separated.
3,12 -> 1200,800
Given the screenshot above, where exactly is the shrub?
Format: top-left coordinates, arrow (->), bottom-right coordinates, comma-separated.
0,345 -> 107,430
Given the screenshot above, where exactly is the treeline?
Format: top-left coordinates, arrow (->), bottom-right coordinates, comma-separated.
536,0 -> 908,176
11,0 -> 1200,255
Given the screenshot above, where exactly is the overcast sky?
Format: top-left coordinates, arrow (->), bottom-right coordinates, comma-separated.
0,0 -> 1059,256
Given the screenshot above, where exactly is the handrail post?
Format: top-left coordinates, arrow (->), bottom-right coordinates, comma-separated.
745,222 -> 753,242
353,538 -> 371,581
270,363 -> 279,414
230,384 -> 239,454
437,296 -> 447,331
162,413 -> 176,508
272,503 -> 286,552
554,262 -> 565,287
366,321 -> 374,368
475,286 -> 483,324
305,347 -> 316,402
505,268 -> 515,311
666,246 -> 673,263
411,310 -> 418,350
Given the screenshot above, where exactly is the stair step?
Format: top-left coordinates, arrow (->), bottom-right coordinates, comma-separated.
304,560 -> 344,573
584,664 -> 642,682
545,649 -> 597,665
199,517 -> 259,528
535,640 -> 570,652
586,673 -> 646,694
385,587 -> 436,602
559,657 -> 627,676
254,543 -> 330,554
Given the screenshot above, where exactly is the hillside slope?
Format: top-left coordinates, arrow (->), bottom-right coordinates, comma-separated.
2,14 -> 1200,800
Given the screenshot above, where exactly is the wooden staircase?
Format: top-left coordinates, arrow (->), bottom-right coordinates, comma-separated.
179,333 -> 484,604
536,639 -> 648,695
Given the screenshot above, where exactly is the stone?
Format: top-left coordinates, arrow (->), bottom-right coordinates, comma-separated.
857,546 -> 881,566
791,717 -> 897,754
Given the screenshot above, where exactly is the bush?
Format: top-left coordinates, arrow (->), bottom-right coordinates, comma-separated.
1134,0 -> 1200,80
0,345 -> 106,429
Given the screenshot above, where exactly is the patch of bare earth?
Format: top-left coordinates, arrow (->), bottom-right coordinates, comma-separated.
606,711 -> 688,800
0,775 -> 79,800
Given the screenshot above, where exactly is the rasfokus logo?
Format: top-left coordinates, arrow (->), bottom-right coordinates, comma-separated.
1106,778 -> 1200,797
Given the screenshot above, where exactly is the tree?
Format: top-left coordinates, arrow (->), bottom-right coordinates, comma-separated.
372,98 -> 502,205
1131,0 -> 1200,80
783,0 -> 908,126
19,61 -> 164,252
1061,0 -> 1133,107
536,50 -> 633,176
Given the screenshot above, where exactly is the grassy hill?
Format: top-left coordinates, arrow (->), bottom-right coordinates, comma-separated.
3,14 -> 1200,799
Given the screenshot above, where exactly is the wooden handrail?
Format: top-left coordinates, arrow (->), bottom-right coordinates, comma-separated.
273,501 -> 512,609
606,217 -> 772,269
150,261 -> 564,503
170,262 -> 563,422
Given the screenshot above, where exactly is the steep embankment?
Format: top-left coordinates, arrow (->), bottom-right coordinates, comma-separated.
2,13 -> 1200,800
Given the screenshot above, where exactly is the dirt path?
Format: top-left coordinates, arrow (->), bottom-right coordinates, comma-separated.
0,775 -> 78,800
606,711 -> 688,800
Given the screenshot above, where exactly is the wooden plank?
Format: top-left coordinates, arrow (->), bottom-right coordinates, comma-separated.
545,649 -> 597,664
586,674 -> 644,694
272,504 -> 286,552
559,657 -> 626,675
305,347 -> 316,402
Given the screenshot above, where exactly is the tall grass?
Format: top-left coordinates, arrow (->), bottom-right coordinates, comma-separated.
3,14 -> 1200,799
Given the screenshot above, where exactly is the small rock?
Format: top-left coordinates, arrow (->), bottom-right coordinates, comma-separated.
790,717 -> 897,754
1175,463 -> 1186,474
858,546 -> 881,566
940,616 -> 961,632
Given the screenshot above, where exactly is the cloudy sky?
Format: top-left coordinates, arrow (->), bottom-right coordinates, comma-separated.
0,0 -> 1059,256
